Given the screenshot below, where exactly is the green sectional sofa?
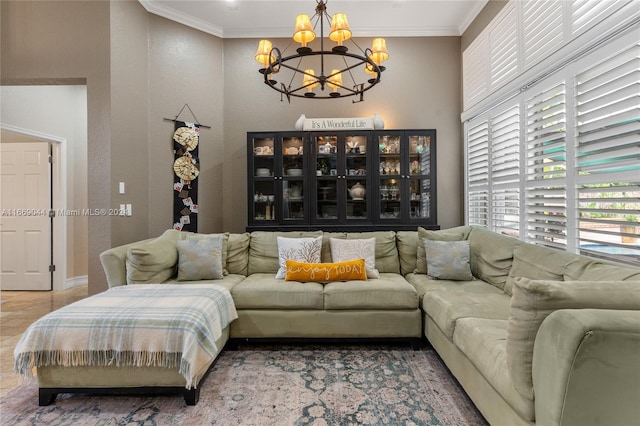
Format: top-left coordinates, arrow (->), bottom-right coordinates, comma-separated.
100,226 -> 640,426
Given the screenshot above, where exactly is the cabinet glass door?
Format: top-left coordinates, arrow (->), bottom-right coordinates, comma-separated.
314,135 -> 339,220
251,135 -> 276,222
281,135 -> 306,222
408,134 -> 432,220
378,134 -> 402,221
313,133 -> 369,223
344,134 -> 368,220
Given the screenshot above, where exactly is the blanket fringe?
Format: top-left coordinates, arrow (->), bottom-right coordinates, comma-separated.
15,350 -> 185,378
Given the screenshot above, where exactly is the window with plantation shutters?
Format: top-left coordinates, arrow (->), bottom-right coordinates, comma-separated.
463,36 -> 489,110
524,81 -> 567,249
463,0 -> 639,264
491,104 -> 520,236
489,2 -> 518,90
467,120 -> 489,226
523,0 -> 564,69
575,42 -> 640,264
571,0 -> 631,37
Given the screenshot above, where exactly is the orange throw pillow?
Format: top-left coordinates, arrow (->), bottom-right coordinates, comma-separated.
285,259 -> 367,282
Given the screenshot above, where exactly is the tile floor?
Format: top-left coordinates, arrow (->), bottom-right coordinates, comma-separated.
0,285 -> 88,397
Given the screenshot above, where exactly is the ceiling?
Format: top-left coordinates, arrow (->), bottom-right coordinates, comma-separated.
138,0 -> 489,38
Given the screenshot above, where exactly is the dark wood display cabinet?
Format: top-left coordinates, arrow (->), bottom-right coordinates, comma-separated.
247,130 -> 438,232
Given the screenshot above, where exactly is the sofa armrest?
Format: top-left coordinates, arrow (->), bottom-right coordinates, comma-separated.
533,309 -> 640,426
99,238 -> 154,287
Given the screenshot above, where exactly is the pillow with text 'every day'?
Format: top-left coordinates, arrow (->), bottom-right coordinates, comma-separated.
275,236 -> 323,279
329,237 -> 380,278
285,259 -> 367,282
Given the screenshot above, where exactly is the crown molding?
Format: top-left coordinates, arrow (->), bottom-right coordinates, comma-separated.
139,0 -> 484,39
138,0 -> 225,37
458,0 -> 489,35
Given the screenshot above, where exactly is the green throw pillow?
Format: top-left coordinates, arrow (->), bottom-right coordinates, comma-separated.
424,240 -> 473,280
176,235 -> 224,281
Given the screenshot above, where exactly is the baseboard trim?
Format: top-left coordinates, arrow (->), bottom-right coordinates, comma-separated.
65,275 -> 88,289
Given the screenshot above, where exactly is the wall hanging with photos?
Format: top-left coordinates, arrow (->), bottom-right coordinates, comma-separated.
166,104 -> 211,232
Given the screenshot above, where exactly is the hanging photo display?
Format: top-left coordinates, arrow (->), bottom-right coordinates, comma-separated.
172,121 -> 200,232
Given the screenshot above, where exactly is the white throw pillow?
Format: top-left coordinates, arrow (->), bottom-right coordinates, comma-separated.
176,235 -> 224,281
275,236 -> 323,279
424,240 -> 473,280
329,237 -> 379,279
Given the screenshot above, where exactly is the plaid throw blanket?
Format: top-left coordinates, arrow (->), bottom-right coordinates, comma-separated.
14,284 -> 237,389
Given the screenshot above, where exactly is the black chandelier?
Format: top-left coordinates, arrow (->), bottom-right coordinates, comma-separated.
255,0 -> 389,102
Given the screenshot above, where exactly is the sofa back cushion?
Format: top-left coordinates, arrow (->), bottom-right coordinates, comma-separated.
396,231 -> 418,276
564,259 -> 640,281
226,233 -> 250,276
248,231 -> 323,275
415,226 -> 471,274
503,244 -> 586,295
126,237 -> 178,284
345,231 -> 400,274
321,232 -> 347,263
468,226 -> 521,291
508,277 -> 640,400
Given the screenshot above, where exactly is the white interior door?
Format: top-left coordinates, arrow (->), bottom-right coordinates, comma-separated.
1,142 -> 52,290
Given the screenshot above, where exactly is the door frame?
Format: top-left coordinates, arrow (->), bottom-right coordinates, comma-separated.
1,124 -> 67,291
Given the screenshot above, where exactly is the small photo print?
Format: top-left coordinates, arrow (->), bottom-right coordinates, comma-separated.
173,222 -> 184,231
180,215 -> 191,225
190,204 -> 199,213
183,197 -> 193,206
174,182 -> 183,192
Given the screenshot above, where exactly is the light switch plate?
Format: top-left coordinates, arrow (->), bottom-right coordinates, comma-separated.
119,182 -> 125,194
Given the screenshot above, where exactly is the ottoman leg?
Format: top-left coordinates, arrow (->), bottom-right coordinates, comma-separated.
184,387 -> 200,406
39,389 -> 57,406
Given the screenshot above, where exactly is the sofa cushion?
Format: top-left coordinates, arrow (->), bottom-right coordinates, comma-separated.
323,273 -> 418,310
345,231 -> 400,274
231,273 -> 324,309
424,240 -> 473,280
126,238 -> 178,284
415,226 -> 471,274
507,277 -> 640,401
176,236 -> 224,281
248,231 -> 322,275
469,226 -> 521,291
406,273 -> 503,306
165,273 -> 246,291
321,232 -> 347,263
275,236 -> 323,279
453,318 -> 534,421
285,259 -> 367,282
226,233 -> 250,276
423,290 -> 511,338
396,231 -> 418,276
564,260 -> 640,281
329,237 -> 379,278
503,244 -> 581,296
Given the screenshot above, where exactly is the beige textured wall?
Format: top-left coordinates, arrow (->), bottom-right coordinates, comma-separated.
222,37 -> 463,232
1,0 -> 112,294
147,15 -> 225,237
110,0 -> 150,247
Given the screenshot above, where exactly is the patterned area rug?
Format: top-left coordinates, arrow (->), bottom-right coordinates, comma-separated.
1,344 -> 487,425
